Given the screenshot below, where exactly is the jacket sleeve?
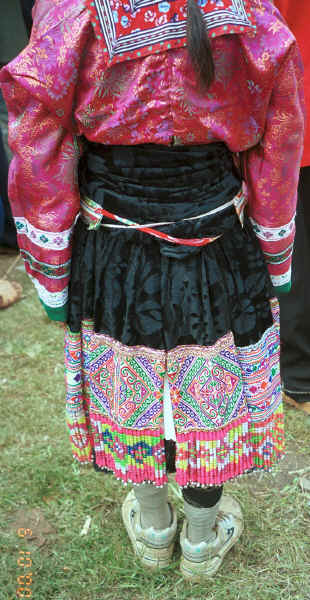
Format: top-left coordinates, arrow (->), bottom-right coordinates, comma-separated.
0,2 -> 90,321
244,42 -> 305,293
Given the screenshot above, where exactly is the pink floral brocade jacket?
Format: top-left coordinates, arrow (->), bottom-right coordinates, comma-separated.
0,0 -> 305,316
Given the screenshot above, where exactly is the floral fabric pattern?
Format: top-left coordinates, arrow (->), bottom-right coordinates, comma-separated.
0,0 -> 305,311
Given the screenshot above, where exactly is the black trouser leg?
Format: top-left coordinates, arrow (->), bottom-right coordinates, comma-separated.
182,485 -> 223,508
279,166 -> 310,403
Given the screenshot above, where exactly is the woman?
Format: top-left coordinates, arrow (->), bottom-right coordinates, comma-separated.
0,0 -> 304,580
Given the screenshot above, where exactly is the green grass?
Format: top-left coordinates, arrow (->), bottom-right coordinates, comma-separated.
1,254 -> 310,600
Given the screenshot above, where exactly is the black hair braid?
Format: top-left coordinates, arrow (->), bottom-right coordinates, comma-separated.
186,0 -> 215,89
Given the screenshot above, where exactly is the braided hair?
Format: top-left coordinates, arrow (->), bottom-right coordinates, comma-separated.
186,0 -> 215,89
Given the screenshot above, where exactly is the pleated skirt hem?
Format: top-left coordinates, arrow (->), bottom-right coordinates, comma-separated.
65,301 -> 284,488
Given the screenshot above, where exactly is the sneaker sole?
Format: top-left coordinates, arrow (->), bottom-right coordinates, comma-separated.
180,495 -> 244,581
121,490 -> 175,569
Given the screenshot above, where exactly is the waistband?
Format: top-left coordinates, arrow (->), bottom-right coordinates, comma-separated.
81,140 -> 234,178
80,189 -> 246,247
79,142 -> 242,223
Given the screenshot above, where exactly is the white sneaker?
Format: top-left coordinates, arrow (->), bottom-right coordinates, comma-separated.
121,490 -> 177,569
180,495 -> 243,580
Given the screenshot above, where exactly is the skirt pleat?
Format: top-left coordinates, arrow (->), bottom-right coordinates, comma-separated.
65,142 -> 283,487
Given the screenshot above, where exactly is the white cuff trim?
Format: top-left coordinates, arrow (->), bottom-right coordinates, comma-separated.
271,269 -> 291,287
15,217 -> 74,251
31,276 -> 68,308
250,215 -> 295,242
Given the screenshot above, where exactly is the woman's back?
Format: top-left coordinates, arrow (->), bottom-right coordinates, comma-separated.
11,0 -> 302,152
0,0 -> 304,307
0,0 -> 306,581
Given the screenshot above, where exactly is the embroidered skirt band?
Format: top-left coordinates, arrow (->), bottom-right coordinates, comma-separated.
65,141 -> 283,486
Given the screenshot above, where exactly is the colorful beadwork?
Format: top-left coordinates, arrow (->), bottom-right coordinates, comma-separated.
64,300 -> 284,487
175,407 -> 284,486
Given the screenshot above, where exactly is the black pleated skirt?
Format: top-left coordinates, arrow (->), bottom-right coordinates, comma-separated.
64,142 -> 284,486
67,141 -> 274,350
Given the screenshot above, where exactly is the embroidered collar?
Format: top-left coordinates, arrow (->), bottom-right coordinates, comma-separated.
86,0 -> 256,65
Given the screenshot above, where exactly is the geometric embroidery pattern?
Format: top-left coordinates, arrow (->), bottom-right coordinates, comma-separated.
168,347 -> 246,431
236,299 -> 281,423
249,214 -> 295,242
86,334 -> 166,429
15,217 -> 73,251
64,299 -> 284,487
86,0 -> 255,65
64,325 -> 93,464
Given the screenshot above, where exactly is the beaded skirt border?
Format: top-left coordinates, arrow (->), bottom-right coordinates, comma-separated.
64,299 -> 284,487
